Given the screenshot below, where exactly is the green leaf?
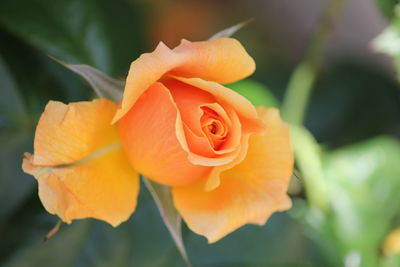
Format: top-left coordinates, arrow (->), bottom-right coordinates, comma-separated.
227,79 -> 279,108
372,4 -> 400,78
0,0 -> 143,76
4,221 -> 91,267
327,137 -> 400,248
372,26 -> 400,58
1,188 -> 186,267
0,30 -> 91,108
184,202 -> 321,267
305,136 -> 400,267
0,130 -> 34,219
52,58 -> 124,102
142,177 -> 192,267
0,53 -> 34,219
0,0 -> 110,72
381,254 -> 400,267
208,19 -> 253,40
1,183 -> 319,266
0,54 -> 26,120
374,0 -> 398,18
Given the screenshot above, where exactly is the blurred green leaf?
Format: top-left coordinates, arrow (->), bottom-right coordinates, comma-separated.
381,254 -> 400,267
1,188 -> 185,267
227,79 -> 279,108
0,130 -> 34,219
0,0 -> 110,72
0,29 -> 91,109
1,182 -> 318,267
0,54 -> 26,121
0,53 -> 34,219
374,25 -> 400,56
52,59 -> 124,102
142,177 -> 191,267
184,203 -> 320,267
304,63 -> 400,147
374,0 -> 398,18
373,26 -> 400,70
4,221 -> 91,267
306,137 -> 400,267
372,4 -> 400,78
0,0 -> 143,76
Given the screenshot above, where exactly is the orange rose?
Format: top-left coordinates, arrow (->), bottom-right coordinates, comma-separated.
23,38 -> 293,243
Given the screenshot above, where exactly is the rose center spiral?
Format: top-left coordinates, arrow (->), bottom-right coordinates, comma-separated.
200,106 -> 228,150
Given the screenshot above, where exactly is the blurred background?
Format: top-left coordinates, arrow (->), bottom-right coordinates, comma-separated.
1,0 -> 400,266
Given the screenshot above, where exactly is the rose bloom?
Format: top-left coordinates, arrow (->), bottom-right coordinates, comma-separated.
23,38 -> 293,243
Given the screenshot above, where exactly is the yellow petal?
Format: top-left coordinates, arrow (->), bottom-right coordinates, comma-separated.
113,38 -> 255,123
22,99 -> 139,227
171,38 -> 255,84
172,107 -> 293,243
112,42 -> 179,123
33,99 -> 118,166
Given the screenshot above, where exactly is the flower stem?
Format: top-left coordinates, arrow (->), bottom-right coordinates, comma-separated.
142,176 -> 192,267
282,0 -> 346,125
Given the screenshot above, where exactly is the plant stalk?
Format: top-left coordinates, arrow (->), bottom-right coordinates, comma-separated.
282,0 -> 346,125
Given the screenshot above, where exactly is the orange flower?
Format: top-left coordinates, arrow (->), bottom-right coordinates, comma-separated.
23,38 -> 293,242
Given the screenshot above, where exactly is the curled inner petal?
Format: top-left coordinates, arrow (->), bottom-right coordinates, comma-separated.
200,105 -> 230,151
163,79 -> 243,167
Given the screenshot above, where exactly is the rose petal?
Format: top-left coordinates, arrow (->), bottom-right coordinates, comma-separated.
172,107 -> 293,243
22,99 -> 139,227
171,38 -> 255,84
183,104 -> 243,168
165,79 -> 242,165
33,100 -> 118,166
112,42 -> 180,123
170,76 -> 266,190
113,38 -> 255,123
171,76 -> 265,135
164,78 -> 215,138
199,103 -> 239,154
118,82 -> 211,186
